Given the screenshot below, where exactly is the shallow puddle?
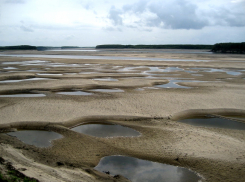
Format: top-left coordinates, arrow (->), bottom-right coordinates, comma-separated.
190,68 -> 242,76
56,91 -> 92,96
3,67 -> 17,70
0,78 -> 53,83
178,116 -> 245,130
0,93 -> 46,97
156,80 -> 191,89
93,78 -> 119,81
37,73 -> 63,76
7,130 -> 63,147
90,89 -> 124,93
94,156 -> 201,182
71,124 -> 140,137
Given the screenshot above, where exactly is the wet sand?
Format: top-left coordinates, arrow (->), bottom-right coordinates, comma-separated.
0,49 -> 245,181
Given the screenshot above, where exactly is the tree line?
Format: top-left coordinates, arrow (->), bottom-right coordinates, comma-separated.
211,42 -> 245,54
0,45 -> 37,51
1,43 -> 245,54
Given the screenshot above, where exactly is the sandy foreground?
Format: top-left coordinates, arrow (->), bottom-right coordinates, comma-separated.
0,49 -> 245,181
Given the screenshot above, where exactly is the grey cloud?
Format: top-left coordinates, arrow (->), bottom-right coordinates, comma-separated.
147,0 -> 208,29
108,0 -> 245,30
20,25 -> 33,32
103,26 -> 122,32
108,6 -> 123,25
123,0 -> 148,13
206,2 -> 245,27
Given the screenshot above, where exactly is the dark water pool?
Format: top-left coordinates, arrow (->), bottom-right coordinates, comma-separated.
71,124 -> 140,137
178,116 -> 245,130
94,156 -> 201,182
7,130 -> 63,147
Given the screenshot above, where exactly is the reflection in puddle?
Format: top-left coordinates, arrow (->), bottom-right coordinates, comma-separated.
226,71 -> 241,76
178,116 -> 245,130
2,60 -> 48,65
143,67 -> 184,75
156,80 -> 191,89
192,74 -> 203,76
90,89 -> 124,93
0,78 -> 53,83
37,73 -> 63,76
190,68 -> 242,76
71,124 -> 140,137
93,77 -> 119,81
7,130 -> 63,147
3,67 -> 17,70
95,156 -> 201,182
0,94 -> 46,97
56,91 -> 92,96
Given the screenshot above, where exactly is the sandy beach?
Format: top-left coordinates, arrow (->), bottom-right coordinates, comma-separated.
0,49 -> 245,181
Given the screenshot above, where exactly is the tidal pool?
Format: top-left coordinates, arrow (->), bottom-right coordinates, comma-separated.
0,93 -> 46,97
7,130 -> 63,147
178,116 -> 245,130
71,124 -> 140,137
155,80 -> 191,89
90,89 -> 124,93
0,78 -> 53,83
56,91 -> 92,96
93,77 -> 119,81
94,156 -> 201,182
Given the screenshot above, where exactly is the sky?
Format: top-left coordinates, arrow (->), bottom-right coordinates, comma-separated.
0,0 -> 245,46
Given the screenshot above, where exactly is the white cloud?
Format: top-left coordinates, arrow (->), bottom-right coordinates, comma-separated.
0,0 -> 244,46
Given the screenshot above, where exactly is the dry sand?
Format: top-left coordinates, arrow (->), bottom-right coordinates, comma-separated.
0,49 -> 245,181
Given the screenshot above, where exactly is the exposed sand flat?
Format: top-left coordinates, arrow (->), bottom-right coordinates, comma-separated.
0,49 -> 245,182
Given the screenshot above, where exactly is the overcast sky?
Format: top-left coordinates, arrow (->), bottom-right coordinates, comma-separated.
0,0 -> 245,46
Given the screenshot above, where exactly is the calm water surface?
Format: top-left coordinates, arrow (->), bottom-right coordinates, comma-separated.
71,124 -> 140,137
178,116 -> 245,130
95,156 -> 201,182
7,130 -> 63,147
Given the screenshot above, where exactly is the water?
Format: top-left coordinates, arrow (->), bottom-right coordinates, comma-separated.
56,91 -> 92,96
178,116 -> 245,130
71,124 -> 140,137
190,68 -> 242,76
0,94 -> 46,97
37,73 -> 63,76
3,67 -> 17,70
7,130 -> 63,147
156,80 -> 191,89
90,89 -> 124,93
0,54 -> 209,62
0,78 -> 53,83
94,156 -> 201,182
93,78 -> 119,81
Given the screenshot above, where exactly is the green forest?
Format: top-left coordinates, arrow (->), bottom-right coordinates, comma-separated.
0,45 -> 37,51
211,43 -> 245,53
